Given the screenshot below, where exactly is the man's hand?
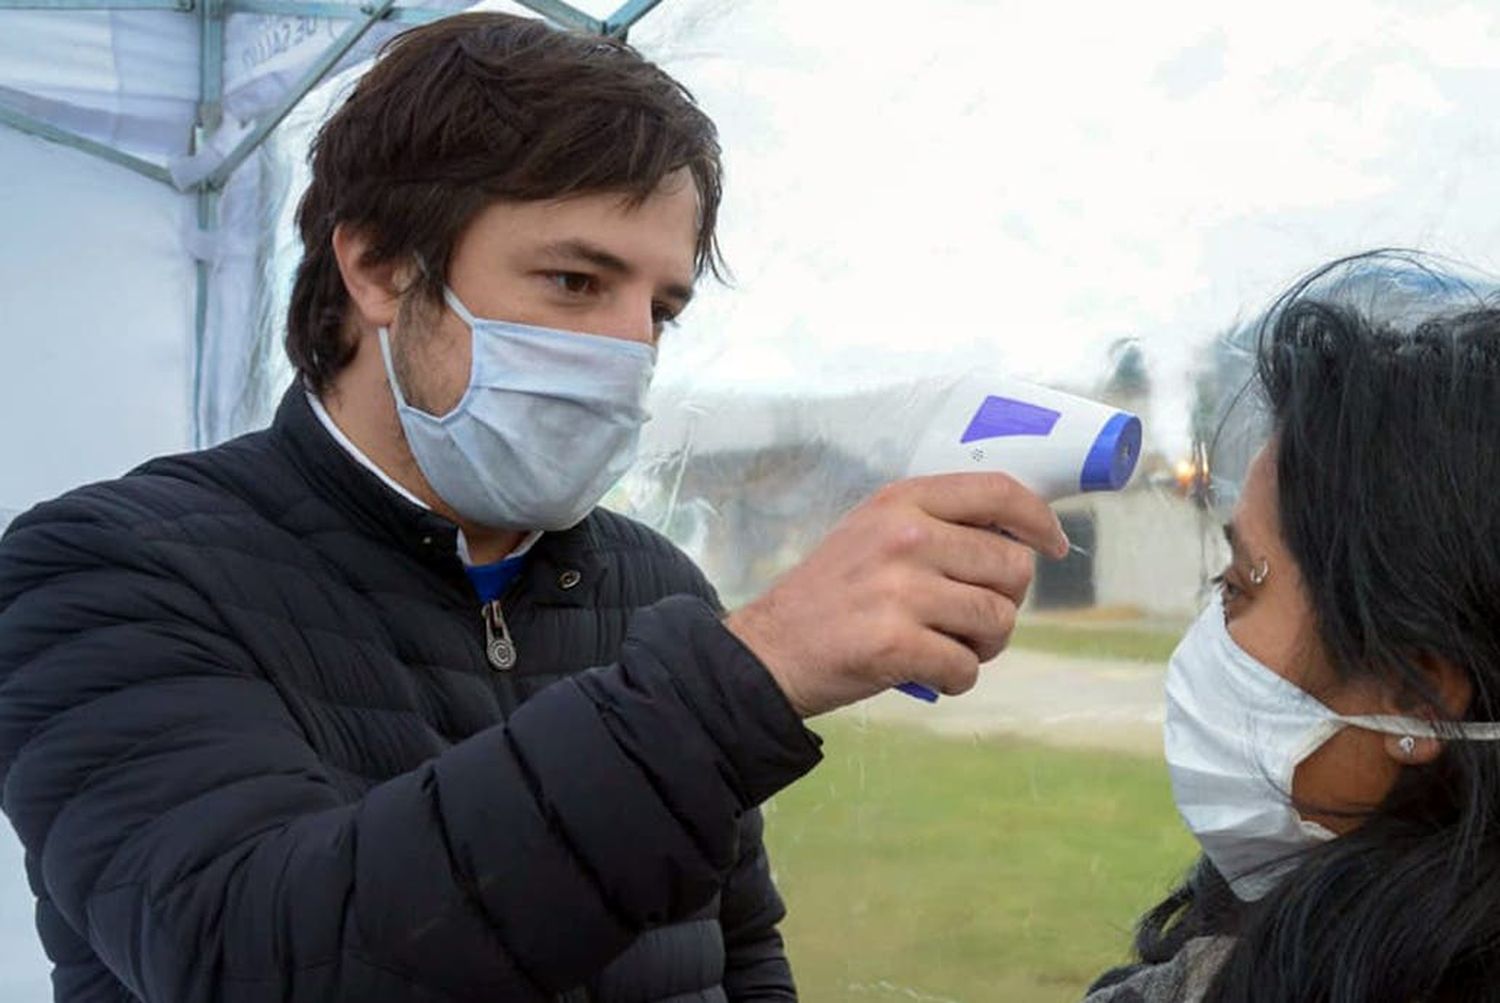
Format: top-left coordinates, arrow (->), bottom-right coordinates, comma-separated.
724,472 -> 1068,718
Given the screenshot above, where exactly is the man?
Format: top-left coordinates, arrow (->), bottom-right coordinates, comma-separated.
0,13 -> 1065,1003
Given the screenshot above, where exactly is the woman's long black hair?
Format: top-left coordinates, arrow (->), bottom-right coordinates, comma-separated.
1097,251 -> 1500,1003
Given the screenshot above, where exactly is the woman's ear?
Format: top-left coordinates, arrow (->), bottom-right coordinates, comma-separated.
331,224 -> 412,332
1380,654 -> 1473,766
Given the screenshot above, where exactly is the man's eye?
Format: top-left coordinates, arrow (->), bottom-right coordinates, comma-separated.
651,302 -> 680,330
548,272 -> 596,295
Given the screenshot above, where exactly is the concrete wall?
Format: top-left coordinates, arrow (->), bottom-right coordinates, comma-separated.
1052,489 -> 1227,619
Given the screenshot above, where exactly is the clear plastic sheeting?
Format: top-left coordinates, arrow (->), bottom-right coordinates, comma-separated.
603,5 -> 1500,997
613,370 -> 1214,618
1200,252 -> 1500,516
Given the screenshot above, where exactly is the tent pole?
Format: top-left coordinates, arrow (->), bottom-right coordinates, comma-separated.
223,0 -> 443,21
511,0 -> 599,33
191,0 -> 224,448
198,0 -> 224,134
0,0 -> 187,7
0,102 -> 175,184
191,0 -> 394,445
603,0 -> 663,38
192,188 -> 216,449
202,0 -> 396,191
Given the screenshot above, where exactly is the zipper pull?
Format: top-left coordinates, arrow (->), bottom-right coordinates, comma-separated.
483,600 -> 517,671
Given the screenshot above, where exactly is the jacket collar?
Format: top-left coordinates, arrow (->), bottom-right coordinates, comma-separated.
270,385 -> 608,604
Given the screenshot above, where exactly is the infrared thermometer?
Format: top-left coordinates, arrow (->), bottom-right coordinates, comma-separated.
894,374 -> 1142,702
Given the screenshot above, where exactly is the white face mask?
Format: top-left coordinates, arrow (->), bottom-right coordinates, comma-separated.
1165,593 -> 1500,901
379,287 -> 655,531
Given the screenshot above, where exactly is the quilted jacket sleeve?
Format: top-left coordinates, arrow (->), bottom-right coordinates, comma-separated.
665,534 -> 799,1002
719,810 -> 796,1001
0,491 -> 822,1003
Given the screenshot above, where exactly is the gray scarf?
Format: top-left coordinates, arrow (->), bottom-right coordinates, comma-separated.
1082,937 -> 1235,1003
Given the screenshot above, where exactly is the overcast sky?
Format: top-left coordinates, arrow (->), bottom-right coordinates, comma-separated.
515,0 -> 1500,458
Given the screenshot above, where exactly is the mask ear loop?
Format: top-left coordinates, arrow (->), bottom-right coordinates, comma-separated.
410,253 -> 479,329
377,328 -> 419,414
442,286 -> 479,328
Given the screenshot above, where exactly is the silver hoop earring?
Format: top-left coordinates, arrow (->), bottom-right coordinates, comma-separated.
1398,735 -> 1417,757
1249,559 -> 1270,586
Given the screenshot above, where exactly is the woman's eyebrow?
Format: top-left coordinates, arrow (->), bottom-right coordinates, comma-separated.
1222,521 -> 1247,558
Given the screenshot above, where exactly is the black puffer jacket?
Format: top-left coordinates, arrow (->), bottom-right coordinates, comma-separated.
0,389 -> 822,1003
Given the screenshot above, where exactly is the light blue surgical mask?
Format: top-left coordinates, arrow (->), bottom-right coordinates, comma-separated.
379,287 -> 655,531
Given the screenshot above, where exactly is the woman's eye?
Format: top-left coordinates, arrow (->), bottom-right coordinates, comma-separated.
1211,571 -> 1242,601
548,272 -> 596,295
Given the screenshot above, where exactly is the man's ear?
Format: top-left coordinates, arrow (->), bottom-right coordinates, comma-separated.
1379,654 -> 1473,766
331,224 -> 415,332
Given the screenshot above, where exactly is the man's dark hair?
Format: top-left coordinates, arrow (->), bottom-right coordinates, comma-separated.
287,12 -> 724,393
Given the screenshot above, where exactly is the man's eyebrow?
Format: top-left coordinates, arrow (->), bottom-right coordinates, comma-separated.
1222,522 -> 1240,552
535,239 -> 695,305
537,239 -> 632,275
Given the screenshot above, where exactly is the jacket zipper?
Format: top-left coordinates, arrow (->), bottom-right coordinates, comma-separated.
485,583 -> 590,1001
483,599 -> 586,1003
482,599 -> 517,670
482,598 -> 522,717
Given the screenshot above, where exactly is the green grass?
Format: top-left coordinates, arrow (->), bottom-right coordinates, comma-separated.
763,720 -> 1196,1002
1007,622 -> 1181,663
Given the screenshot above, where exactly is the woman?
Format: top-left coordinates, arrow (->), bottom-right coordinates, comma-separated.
1086,251 -> 1500,1003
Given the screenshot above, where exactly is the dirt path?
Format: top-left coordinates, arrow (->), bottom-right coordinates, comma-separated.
840,649 -> 1167,757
